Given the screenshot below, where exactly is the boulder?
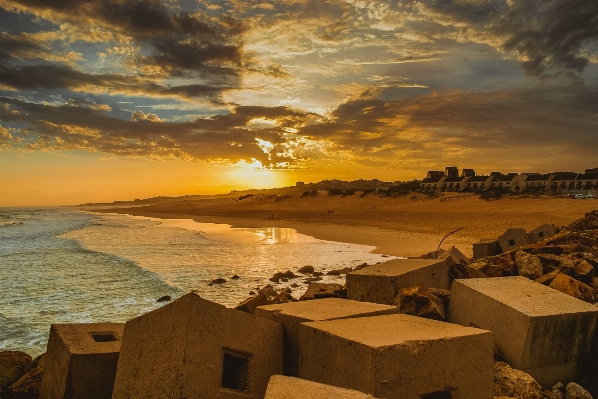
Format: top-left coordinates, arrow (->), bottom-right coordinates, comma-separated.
231,274 -> 241,280
565,382 -> 593,399
494,361 -> 543,399
353,262 -> 370,271
270,270 -> 298,282
537,254 -> 565,274
210,277 -> 226,285
573,260 -> 595,284
514,251 -> 543,280
300,283 -> 345,301
549,274 -> 595,303
392,286 -> 445,321
427,288 -> 451,314
534,270 -> 560,286
236,293 -> 270,314
271,288 -> 296,304
448,262 -> 489,280
0,351 -> 33,394
297,265 -> 314,274
569,213 -> 598,231
552,382 -> 565,399
326,267 -> 352,276
469,253 -> 516,277
6,354 -> 45,399
156,295 -> 171,302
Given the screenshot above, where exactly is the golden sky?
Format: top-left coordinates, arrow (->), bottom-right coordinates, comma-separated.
1,0 -> 597,206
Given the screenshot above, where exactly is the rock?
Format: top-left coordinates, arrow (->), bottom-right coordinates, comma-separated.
300,283 -> 345,301
270,270 -> 298,282
303,277 -> 323,284
537,254 -> 565,274
259,285 -> 278,298
290,283 -> 299,288
0,351 -> 33,394
448,262 -> 489,279
6,354 -> 45,399
427,288 -> 451,314
469,253 -> 516,277
549,274 -> 595,303
231,274 -> 241,280
574,260 -> 595,283
297,265 -> 314,274
542,244 -> 583,255
235,293 -> 270,314
565,382 -> 592,399
156,295 -> 171,302
353,262 -> 370,271
326,267 -> 352,276
494,361 -> 543,399
515,251 -> 543,280
552,382 -> 565,399
392,286 -> 446,321
249,291 -> 256,295
210,277 -> 226,285
534,270 -> 560,286
569,213 -> 598,231
271,288 -> 296,304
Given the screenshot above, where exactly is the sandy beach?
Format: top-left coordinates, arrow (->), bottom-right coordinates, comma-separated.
99,192 -> 598,258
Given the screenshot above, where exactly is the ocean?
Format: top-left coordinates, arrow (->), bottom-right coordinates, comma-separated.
0,208 -> 395,356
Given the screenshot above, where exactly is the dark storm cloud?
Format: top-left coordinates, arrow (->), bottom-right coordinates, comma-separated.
3,0 -> 246,77
0,64 -> 232,101
0,96 -> 318,165
300,84 -> 598,161
418,0 -> 598,76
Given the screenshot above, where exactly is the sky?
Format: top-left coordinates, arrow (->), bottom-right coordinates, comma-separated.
0,0 -> 597,206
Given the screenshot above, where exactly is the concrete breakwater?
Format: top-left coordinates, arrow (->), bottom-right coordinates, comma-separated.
2,210 -> 598,399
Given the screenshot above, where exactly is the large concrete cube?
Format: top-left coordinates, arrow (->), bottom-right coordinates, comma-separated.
347,259 -> 450,304
448,277 -> 598,387
39,323 -> 124,399
298,314 -> 494,399
264,375 -> 379,399
112,293 -> 283,399
255,298 -> 398,376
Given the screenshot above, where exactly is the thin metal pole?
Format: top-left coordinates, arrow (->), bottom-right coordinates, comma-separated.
436,227 -> 463,259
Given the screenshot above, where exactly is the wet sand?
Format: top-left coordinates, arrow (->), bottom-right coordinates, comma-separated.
97,192 -> 598,258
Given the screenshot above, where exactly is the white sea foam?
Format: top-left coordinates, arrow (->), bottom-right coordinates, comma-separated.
0,208 -> 396,356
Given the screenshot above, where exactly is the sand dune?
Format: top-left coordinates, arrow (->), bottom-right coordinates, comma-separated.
99,192 -> 598,258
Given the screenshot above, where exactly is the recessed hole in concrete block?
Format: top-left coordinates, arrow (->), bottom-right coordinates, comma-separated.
90,332 -> 118,342
538,232 -> 544,238
420,390 -> 453,399
508,239 -> 516,246
221,350 -> 250,392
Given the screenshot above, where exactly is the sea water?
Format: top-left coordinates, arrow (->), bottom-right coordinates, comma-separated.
0,208 -> 395,356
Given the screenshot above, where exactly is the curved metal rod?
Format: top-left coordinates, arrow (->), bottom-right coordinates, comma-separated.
436,227 -> 463,259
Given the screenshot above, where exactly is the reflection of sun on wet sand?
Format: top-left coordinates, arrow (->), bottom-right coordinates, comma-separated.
99,192 -> 598,258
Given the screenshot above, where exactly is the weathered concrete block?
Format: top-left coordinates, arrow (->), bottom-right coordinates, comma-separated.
298,314 -> 494,399
346,259 -> 450,304
529,224 -> 557,244
112,293 -> 283,399
498,228 -> 530,252
473,239 -> 502,258
264,375 -> 379,399
448,277 -> 598,388
255,298 -> 398,376
39,323 -> 124,399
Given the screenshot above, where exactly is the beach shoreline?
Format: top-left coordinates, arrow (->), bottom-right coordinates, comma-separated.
94,193 -> 598,258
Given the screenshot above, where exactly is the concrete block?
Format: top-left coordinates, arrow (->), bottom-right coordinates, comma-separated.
529,224 -> 557,244
298,314 -> 494,399
448,277 -> 598,387
498,228 -> 530,252
473,239 -> 502,258
264,375 -> 379,399
346,259 -> 450,305
255,298 -> 398,376
39,323 -> 124,399
112,293 -> 283,399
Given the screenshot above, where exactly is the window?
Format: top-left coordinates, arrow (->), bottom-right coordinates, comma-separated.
222,350 -> 250,392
